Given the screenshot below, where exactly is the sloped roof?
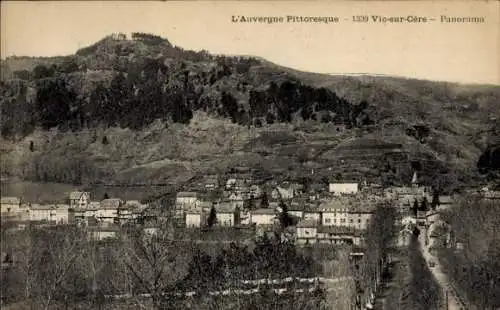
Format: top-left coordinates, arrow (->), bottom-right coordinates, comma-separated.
69,192 -> 89,200
319,199 -> 348,211
328,182 -> 359,189
1,197 -> 20,205
297,219 -> 319,228
251,208 -> 276,215
30,204 -> 69,211
177,191 -> 198,198
349,203 -> 376,213
438,196 -> 453,204
88,201 -> 101,209
216,202 -> 238,213
318,226 -> 358,235
277,182 -> 303,190
100,198 -> 122,209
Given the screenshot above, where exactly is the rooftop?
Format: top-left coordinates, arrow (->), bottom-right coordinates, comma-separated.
328,182 -> 359,185
101,198 -> 123,209
216,202 -> 238,213
30,204 -> 70,211
251,208 -> 276,215
438,196 -> 453,204
297,219 -> 319,228
177,191 -> 198,198
317,225 -> 360,235
1,197 -> 20,205
69,191 -> 89,200
319,200 -> 348,211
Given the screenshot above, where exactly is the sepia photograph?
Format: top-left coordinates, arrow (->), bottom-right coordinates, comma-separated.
1,1 -> 499,309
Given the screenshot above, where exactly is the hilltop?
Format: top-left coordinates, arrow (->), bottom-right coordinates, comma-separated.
1,32 -> 499,197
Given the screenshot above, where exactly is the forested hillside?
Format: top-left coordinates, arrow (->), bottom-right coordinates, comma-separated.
1,32 -> 499,193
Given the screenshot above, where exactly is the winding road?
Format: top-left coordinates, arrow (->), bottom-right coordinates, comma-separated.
418,227 -> 468,310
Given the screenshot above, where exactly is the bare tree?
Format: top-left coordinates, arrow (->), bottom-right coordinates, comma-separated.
118,225 -> 188,309
24,226 -> 87,310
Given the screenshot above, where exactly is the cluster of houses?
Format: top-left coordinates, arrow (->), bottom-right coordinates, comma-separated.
1,170 -> 464,246
0,192 -> 149,239
171,173 -> 416,246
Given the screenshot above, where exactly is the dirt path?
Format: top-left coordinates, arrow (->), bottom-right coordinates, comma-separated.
418,228 -> 468,310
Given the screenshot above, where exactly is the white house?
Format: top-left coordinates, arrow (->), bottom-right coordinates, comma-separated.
71,204 -> 99,224
320,200 -> 349,227
296,219 -> 319,244
89,201 -> 101,209
288,208 -> 305,219
29,204 -> 69,224
215,202 -> 238,227
347,204 -> 374,230
328,183 -> 359,195
317,226 -> 362,246
176,192 -> 198,205
271,183 -> 303,200
97,198 -> 122,223
303,210 -> 321,222
186,210 -> 202,227
69,192 -> 90,209
175,192 -> 199,217
250,208 -> 276,226
1,197 -> 22,214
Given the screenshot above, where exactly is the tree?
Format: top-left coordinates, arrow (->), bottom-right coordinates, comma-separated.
35,78 -> 73,130
261,192 -> 269,208
183,249 -> 216,293
431,191 -> 440,210
278,201 -> 294,229
265,112 -> 275,124
119,226 -> 185,310
103,193 -> 109,200
412,199 -> 419,216
101,135 -> 109,145
207,206 -> 217,227
32,65 -> 55,79
24,226 -> 87,310
58,58 -> 79,74
420,197 -> 429,212
358,203 -> 398,300
244,197 -> 255,210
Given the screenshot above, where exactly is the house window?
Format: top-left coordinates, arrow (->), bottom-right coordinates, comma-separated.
325,218 -> 331,223
334,219 -> 337,223
350,219 -> 353,223
358,219 -> 362,223
341,219 -> 346,223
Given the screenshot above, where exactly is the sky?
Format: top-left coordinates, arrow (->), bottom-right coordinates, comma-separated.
1,1 -> 499,84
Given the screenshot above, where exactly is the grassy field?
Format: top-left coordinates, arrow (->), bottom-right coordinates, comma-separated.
0,181 -> 78,203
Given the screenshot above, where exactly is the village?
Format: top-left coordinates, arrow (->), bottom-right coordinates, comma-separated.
1,169 -> 477,248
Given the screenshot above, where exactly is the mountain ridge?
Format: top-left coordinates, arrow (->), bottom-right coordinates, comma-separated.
1,33 -> 499,195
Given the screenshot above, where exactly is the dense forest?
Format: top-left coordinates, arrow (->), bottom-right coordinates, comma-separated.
0,33 -> 370,139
